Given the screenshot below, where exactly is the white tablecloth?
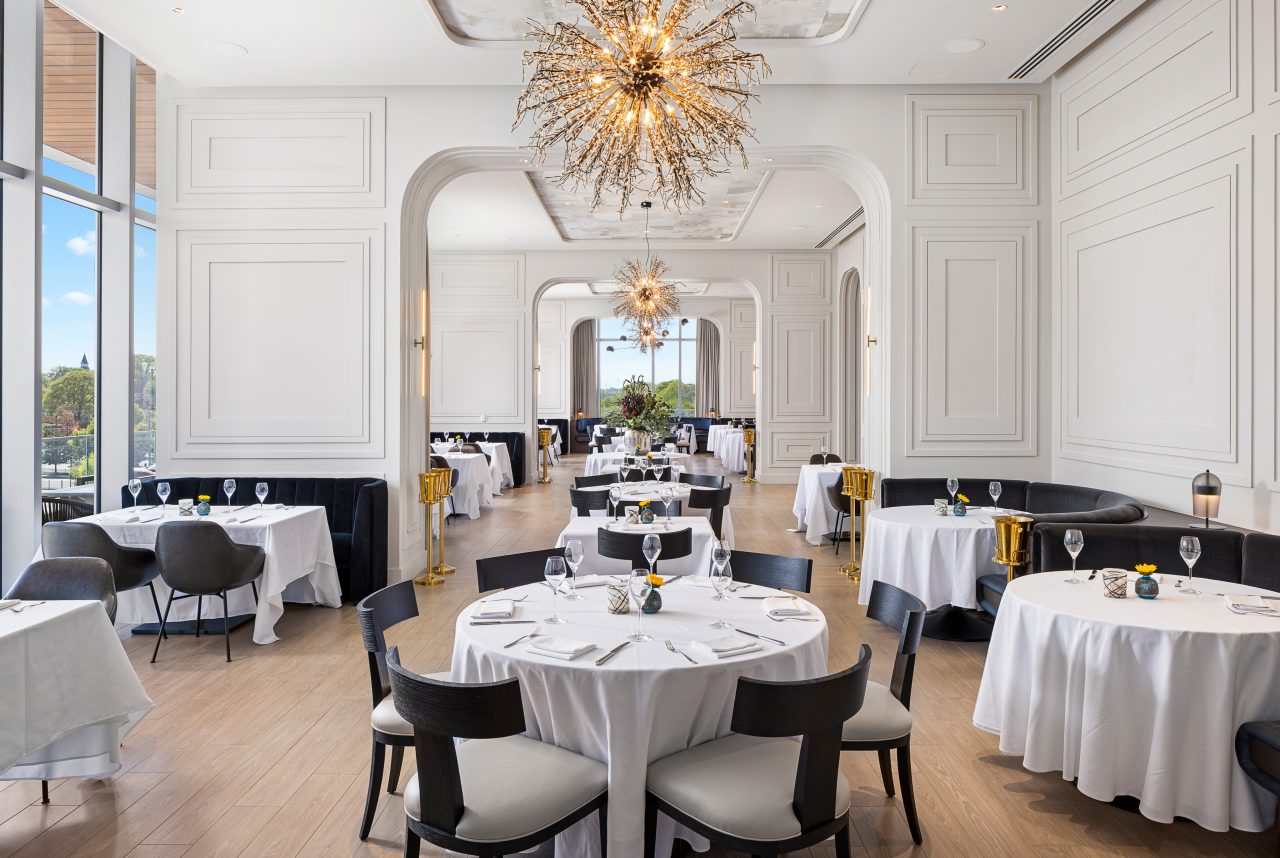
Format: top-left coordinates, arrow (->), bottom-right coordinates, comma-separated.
569,483 -> 736,547
706,424 -> 735,454
450,580 -> 829,857
717,429 -> 747,472
583,452 -> 693,479
792,463 -> 849,546
555,517 -> 718,576
974,573 -> 1280,832
433,442 -> 514,493
859,505 -> 1003,610
435,453 -> 493,518
59,506 -> 342,644
1,601 -> 153,780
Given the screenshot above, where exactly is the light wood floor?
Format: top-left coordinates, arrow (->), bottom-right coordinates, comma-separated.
1,454 -> 1272,858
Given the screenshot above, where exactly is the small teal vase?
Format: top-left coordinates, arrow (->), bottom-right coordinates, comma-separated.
642,589 -> 662,614
953,501 -> 968,517
1135,573 -> 1160,600
196,500 -> 211,516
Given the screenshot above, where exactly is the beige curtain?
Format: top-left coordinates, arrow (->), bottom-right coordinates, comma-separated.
696,319 -> 720,416
572,319 -> 598,416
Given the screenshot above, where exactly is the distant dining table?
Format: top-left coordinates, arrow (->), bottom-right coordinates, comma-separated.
555,516 -> 719,576
432,441 -> 514,493
705,424 -> 736,454
582,452 -> 693,479
716,428 -> 746,473
792,462 -> 849,545
51,505 -> 342,644
568,481 -> 736,547
974,573 -> 1280,832
450,579 -> 829,857
1,600 -> 153,782
433,451 -> 494,518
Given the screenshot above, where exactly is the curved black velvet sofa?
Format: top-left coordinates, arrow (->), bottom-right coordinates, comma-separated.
880,478 -> 1146,525
123,477 -> 387,602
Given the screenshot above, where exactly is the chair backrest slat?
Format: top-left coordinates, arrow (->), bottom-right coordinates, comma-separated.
726,549 -> 812,592
678,473 -> 725,489
574,473 -> 617,489
865,581 -> 926,707
356,580 -> 419,703
569,488 -> 612,516
596,527 -> 693,572
476,548 -> 567,591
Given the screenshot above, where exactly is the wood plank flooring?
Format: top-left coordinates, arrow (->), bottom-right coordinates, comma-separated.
1,454 -> 1272,857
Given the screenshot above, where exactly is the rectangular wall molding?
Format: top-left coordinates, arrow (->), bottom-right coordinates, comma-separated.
768,431 -> 833,466
728,299 -> 756,335
908,93 -> 1038,204
768,313 -> 830,422
431,315 -> 524,420
728,339 -> 756,414
431,253 -> 525,304
770,255 -> 831,304
173,98 -> 385,208
537,342 -> 567,416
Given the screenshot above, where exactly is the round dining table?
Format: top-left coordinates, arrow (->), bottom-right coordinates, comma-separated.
974,572 -> 1280,832
450,579 -> 829,857
569,481 -> 737,547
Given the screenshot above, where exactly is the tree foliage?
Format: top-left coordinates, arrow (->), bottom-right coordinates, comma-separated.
43,368 -> 95,431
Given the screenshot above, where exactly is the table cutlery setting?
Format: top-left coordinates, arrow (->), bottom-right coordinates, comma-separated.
594,640 -> 632,665
665,639 -> 696,664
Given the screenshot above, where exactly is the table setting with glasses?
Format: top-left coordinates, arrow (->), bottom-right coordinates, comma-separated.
451,540 -> 829,856
555,514 -> 718,577
431,437 -> 514,491
571,478 -> 737,545
583,451 -> 692,479
974,527 -> 1280,832
791,459 -> 855,545
45,479 -> 342,644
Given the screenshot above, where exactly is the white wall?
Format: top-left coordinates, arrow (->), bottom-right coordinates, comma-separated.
1050,0 -> 1279,529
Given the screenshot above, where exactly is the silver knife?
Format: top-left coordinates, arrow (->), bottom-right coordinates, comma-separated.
468,619 -> 536,626
732,626 -> 785,646
239,515 -> 261,523
594,640 -> 632,666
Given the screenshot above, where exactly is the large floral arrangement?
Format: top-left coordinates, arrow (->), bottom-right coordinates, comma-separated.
604,375 -> 672,437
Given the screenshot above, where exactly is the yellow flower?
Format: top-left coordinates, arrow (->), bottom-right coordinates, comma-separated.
638,499 -> 650,507
1135,563 -> 1157,574
646,573 -> 665,588
956,493 -> 970,504
197,495 -> 211,501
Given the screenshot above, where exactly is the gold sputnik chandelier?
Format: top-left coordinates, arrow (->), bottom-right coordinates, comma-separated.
515,0 -> 770,212
613,201 -> 679,353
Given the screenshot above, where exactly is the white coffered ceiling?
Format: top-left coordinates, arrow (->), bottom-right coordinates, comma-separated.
54,0 -> 1148,87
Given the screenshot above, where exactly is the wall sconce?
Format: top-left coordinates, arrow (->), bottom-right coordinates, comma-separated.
751,341 -> 758,396
1191,469 -> 1222,529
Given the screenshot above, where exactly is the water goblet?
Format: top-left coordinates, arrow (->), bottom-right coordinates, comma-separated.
642,533 -> 662,576
989,481 -> 1003,513
564,539 -> 584,601
660,487 -> 675,524
543,557 -> 568,624
620,463 -> 632,484
653,464 -> 666,484
255,481 -> 269,510
128,478 -> 142,511
1180,535 -> 1202,595
156,481 -> 171,514
223,479 -> 237,514
946,477 -> 959,505
609,485 -> 622,521
628,568 -> 653,642
1064,529 -> 1085,584
710,554 -> 733,629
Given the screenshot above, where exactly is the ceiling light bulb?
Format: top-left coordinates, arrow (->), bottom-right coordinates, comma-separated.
992,3 -> 1007,10
171,5 -> 184,11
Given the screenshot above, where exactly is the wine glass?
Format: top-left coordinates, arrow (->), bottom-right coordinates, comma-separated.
671,464 -> 683,484
1180,535 -> 1202,595
128,478 -> 142,511
710,547 -> 733,629
989,481 -> 1003,513
660,486 -> 675,524
156,481 -> 171,514
1064,529 -> 1084,584
820,444 -> 829,465
609,485 -> 622,521
628,568 -> 653,642
620,463 -> 632,484
653,464 -> 666,483
563,540 -> 584,601
255,481 -> 269,510
642,533 -> 662,577
484,431 -> 490,443
946,477 -> 959,505
223,479 -> 237,514
543,556 -> 567,624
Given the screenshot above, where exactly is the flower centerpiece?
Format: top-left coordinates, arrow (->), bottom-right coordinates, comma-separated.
604,375 -> 673,454
1134,563 -> 1159,599
953,493 -> 970,517
196,494 -> 212,516
643,573 -> 665,614
638,499 -> 655,525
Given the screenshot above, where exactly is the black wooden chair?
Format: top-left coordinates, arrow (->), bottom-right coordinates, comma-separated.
1236,721 -> 1280,855
686,485 -> 732,540
387,648 -> 609,857
825,482 -> 853,555
575,473 -> 617,489
41,496 -> 93,524
475,548 -> 567,592
809,453 -> 843,465
727,550 -> 813,593
355,581 -> 449,840
678,472 -> 725,489
841,581 -> 926,844
569,488 -> 613,518
617,500 -> 683,519
643,645 -> 873,857
597,527 -> 692,574
152,522 -> 264,663
42,520 -> 165,630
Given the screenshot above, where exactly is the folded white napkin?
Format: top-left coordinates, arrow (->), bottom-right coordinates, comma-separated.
529,636 -> 595,661
0,599 -> 20,611
1224,594 -> 1280,616
689,636 -> 762,659
117,514 -> 141,523
571,574 -> 610,588
472,599 -> 515,620
763,597 -> 811,618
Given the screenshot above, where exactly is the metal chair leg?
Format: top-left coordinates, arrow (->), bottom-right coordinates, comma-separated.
151,590 -> 176,664
195,594 -> 203,637
147,582 -> 166,639
250,581 -> 258,604
221,592 -> 231,662
41,780 -> 49,804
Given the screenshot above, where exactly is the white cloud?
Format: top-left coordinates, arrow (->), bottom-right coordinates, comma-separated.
60,291 -> 94,306
42,297 -> 50,307
65,229 -> 96,256
134,244 -> 147,260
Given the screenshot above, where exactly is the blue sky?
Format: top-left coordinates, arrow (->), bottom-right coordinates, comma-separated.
41,158 -> 157,373
597,316 -> 695,390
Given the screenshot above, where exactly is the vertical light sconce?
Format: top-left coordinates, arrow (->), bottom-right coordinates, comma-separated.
1191,469 -> 1222,529
751,341 -> 758,395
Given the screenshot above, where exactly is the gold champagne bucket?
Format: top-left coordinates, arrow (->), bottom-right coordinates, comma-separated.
742,427 -> 758,484
430,467 -> 456,576
841,466 -> 875,583
537,427 -> 553,484
414,471 -> 444,586
992,515 -> 1034,582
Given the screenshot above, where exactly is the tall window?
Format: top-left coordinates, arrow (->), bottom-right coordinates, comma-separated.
131,59 -> 157,476
597,317 -> 697,417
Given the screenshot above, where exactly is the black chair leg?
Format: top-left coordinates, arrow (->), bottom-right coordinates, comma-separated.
251,580 -> 258,604
151,590 -> 175,663
221,592 -> 231,662
834,820 -> 852,858
643,796 -> 657,858
877,747 -> 895,796
360,739 -> 386,840
147,582 -> 166,639
598,801 -> 608,855
898,742 -> 923,844
387,745 -> 404,793
833,511 -> 845,555
403,825 -> 420,858
195,594 -> 203,637
41,780 -> 49,804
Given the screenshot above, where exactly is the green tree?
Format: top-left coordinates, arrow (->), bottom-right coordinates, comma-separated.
42,439 -> 77,475
43,368 -> 95,430
653,379 -> 696,413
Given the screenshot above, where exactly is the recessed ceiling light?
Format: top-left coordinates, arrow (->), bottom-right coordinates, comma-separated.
762,158 -> 774,163
944,38 -> 986,54
814,203 -> 824,208
171,6 -> 184,12
992,3 -> 1007,10
203,40 -> 248,57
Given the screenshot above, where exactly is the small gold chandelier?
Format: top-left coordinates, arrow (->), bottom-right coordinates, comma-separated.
515,0 -> 769,212
613,201 -> 679,353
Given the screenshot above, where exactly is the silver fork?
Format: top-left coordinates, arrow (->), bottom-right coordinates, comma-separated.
665,639 -> 696,664
11,601 -> 45,613
767,613 -> 819,622
503,630 -> 541,649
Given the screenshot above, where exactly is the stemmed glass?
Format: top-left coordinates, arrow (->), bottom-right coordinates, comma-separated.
660,486 -> 675,525
628,568 -> 653,642
1180,535 -> 1202,595
671,464 -> 683,483
620,463 -> 632,484
128,478 -> 142,511
1064,529 -> 1084,584
642,533 -> 662,577
543,557 -> 567,624
946,477 -> 959,506
156,481 -> 171,514
710,543 -> 733,629
255,482 -> 269,510
223,479 -> 237,514
989,481 -> 1003,513
609,485 -> 622,521
820,445 -> 829,465
563,540 -> 584,601
484,431 -> 490,444
653,464 -> 666,484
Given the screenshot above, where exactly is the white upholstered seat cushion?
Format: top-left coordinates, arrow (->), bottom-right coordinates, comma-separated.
646,733 -> 851,843
371,672 -> 451,736
403,735 -> 607,844
840,681 -> 912,743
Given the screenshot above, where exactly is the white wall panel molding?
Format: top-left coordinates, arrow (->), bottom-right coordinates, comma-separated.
1059,148 -> 1251,485
768,431 -> 834,467
173,226 -> 385,459
728,339 -> 757,414
430,253 -> 524,304
538,299 -> 566,333
537,341 -> 567,417
728,299 -> 756,335
768,313 -> 831,422
907,94 -> 1038,204
770,255 -> 831,304
1056,0 -> 1251,199
909,222 -> 1037,457
431,314 -> 524,421
173,98 -> 385,209
1263,0 -> 1280,103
